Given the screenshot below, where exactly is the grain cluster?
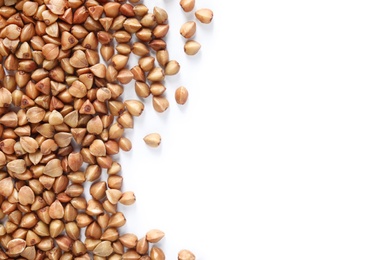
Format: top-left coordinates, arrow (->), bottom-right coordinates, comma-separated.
0,0 -> 212,259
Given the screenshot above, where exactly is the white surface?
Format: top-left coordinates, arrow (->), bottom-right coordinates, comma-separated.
119,1 -> 390,259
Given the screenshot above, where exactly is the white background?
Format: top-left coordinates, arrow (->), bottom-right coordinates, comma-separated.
118,1 -> 390,259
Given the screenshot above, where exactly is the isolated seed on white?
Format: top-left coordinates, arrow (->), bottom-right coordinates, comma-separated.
178,249 -> 196,260
195,8 -> 214,24
184,40 -> 201,55
180,0 -> 195,12
180,21 -> 196,39
175,86 -> 189,105
143,133 -> 161,148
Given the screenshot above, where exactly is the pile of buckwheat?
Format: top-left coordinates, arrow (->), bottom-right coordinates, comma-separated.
0,0 -> 213,259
